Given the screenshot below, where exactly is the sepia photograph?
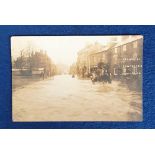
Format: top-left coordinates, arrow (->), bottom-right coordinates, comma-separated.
11,35 -> 143,122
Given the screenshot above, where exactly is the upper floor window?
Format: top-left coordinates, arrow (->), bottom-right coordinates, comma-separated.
133,41 -> 138,48
115,48 -> 117,54
123,45 -> 126,51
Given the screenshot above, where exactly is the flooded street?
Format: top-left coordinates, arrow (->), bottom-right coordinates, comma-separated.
13,75 -> 142,121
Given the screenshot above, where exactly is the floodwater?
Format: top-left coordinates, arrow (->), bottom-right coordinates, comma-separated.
12,75 -> 142,121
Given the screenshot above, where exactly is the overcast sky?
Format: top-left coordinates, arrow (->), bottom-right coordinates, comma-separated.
11,36 -> 121,65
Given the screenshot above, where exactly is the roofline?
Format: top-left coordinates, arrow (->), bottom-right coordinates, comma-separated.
114,36 -> 143,48
77,36 -> 143,56
88,37 -> 143,56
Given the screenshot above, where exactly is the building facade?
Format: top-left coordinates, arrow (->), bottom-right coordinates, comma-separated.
76,36 -> 143,80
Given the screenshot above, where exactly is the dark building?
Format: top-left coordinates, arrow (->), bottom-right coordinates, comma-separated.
110,36 -> 143,79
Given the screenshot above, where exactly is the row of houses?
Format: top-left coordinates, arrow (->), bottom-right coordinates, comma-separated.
76,35 -> 143,79
12,50 -> 57,77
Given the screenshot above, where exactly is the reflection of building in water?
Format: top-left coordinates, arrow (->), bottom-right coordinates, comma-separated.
76,35 -> 143,80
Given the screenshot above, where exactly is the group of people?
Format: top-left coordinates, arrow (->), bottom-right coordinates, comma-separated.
40,68 -> 53,80
90,63 -> 112,84
76,62 -> 112,84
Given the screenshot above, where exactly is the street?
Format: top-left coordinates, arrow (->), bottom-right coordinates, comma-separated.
13,75 -> 142,121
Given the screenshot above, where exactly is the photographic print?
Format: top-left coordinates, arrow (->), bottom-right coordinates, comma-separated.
11,35 -> 143,122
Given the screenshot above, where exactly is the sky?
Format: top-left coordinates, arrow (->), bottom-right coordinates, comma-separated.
11,36 -> 121,66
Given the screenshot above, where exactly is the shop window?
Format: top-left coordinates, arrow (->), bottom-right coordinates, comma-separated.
126,66 -> 132,74
133,65 -> 138,74
132,66 -> 136,74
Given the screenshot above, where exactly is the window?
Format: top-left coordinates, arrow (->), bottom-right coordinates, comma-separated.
132,66 -> 136,74
123,67 -> 126,75
123,45 -> 126,51
114,68 -> 117,75
133,41 -> 138,48
115,48 -> 117,54
133,52 -> 137,59
132,65 -> 138,74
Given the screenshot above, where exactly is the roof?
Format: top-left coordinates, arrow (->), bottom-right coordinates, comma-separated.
77,35 -> 143,56
115,35 -> 143,48
78,42 -> 106,55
